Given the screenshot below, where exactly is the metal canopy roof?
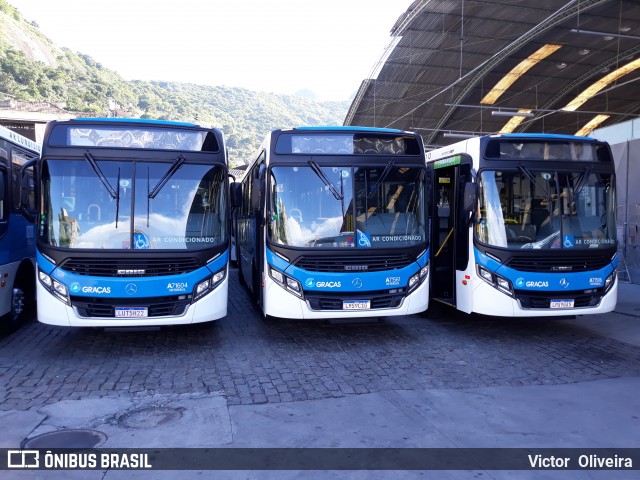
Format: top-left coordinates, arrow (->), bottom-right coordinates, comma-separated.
345,0 -> 640,147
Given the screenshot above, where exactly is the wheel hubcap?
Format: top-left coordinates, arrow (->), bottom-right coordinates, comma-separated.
12,288 -> 25,317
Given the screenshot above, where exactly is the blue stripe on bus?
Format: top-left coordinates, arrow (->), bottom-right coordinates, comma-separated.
474,247 -> 615,291
266,247 -> 428,292
37,249 -> 228,297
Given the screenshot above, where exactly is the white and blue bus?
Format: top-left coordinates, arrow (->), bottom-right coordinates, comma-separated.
426,133 -> 617,317
24,118 -> 229,327
234,127 -> 429,319
0,125 -> 40,331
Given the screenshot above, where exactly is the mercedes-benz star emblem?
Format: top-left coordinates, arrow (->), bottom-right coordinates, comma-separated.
125,283 -> 138,295
352,278 -> 363,289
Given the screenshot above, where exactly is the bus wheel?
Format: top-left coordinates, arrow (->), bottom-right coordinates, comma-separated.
10,287 -> 25,322
2,282 -> 29,333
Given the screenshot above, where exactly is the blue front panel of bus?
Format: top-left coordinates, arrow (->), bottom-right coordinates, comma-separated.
474,248 -> 616,290
267,247 -> 428,292
37,250 -> 227,297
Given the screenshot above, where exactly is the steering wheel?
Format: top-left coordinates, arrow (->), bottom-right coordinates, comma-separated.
515,235 -> 533,242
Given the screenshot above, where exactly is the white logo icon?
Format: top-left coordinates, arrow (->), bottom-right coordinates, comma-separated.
7,450 -> 39,468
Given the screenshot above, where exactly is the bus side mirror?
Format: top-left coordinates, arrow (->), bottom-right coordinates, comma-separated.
20,158 -> 38,222
462,181 -> 476,222
230,182 -> 242,209
0,171 -> 4,200
250,179 -> 262,212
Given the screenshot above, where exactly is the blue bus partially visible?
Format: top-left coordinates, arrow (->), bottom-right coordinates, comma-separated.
0,125 -> 40,331
234,127 -> 429,319
25,118 -> 229,327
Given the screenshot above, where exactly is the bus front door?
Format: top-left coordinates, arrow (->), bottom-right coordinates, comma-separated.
431,165 -> 458,306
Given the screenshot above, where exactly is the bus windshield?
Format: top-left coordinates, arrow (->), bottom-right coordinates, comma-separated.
269,165 -> 426,248
476,169 -> 616,250
40,159 -> 227,250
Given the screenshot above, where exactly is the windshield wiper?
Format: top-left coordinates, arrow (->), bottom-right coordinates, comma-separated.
148,154 -> 185,199
572,166 -> 591,196
367,160 -> 395,199
520,230 -> 560,249
308,161 -> 343,201
84,151 -> 120,227
518,165 -> 553,203
84,151 -> 118,198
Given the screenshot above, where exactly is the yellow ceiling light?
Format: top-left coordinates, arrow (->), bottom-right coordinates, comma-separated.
563,57 -> 640,111
498,109 -> 533,133
481,44 -> 562,105
575,114 -> 610,136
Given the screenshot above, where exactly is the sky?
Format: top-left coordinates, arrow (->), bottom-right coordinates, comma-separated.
8,0 -> 410,101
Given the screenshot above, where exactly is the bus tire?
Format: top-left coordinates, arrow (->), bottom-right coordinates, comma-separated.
1,263 -> 35,333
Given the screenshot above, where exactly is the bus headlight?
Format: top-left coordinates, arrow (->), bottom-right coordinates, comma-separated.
269,268 -> 284,284
193,268 -> 226,302
53,279 -> 68,297
496,275 -> 513,294
195,278 -> 210,298
286,277 -> 301,294
38,269 -> 70,305
420,264 -> 429,278
477,265 -> 513,296
408,263 -> 429,293
604,272 -> 615,292
269,266 -> 303,298
478,266 -> 493,282
38,270 -> 52,288
211,269 -> 226,287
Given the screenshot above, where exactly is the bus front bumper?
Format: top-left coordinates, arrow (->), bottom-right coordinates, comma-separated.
36,278 -> 228,327
263,276 -> 429,320
470,277 -> 618,317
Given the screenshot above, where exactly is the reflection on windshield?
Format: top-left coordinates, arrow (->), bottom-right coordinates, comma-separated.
40,160 -> 227,250
269,166 -> 426,248
476,170 -> 616,250
270,166 -> 353,248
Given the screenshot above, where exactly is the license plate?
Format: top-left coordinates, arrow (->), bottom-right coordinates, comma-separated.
343,300 -> 371,310
115,307 -> 148,318
550,299 -> 574,309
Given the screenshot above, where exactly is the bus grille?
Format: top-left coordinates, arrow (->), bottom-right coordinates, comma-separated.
60,258 -> 202,277
515,289 -> 604,309
72,295 -> 191,318
294,254 -> 413,273
305,289 -> 405,311
504,254 -> 611,273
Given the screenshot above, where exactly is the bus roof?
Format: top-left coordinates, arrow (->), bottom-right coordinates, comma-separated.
70,117 -> 199,127
0,124 -> 41,153
43,118 -> 222,152
287,126 -> 410,134
492,133 -> 599,143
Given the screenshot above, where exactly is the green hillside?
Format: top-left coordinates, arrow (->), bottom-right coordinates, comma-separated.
0,2 -> 348,165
